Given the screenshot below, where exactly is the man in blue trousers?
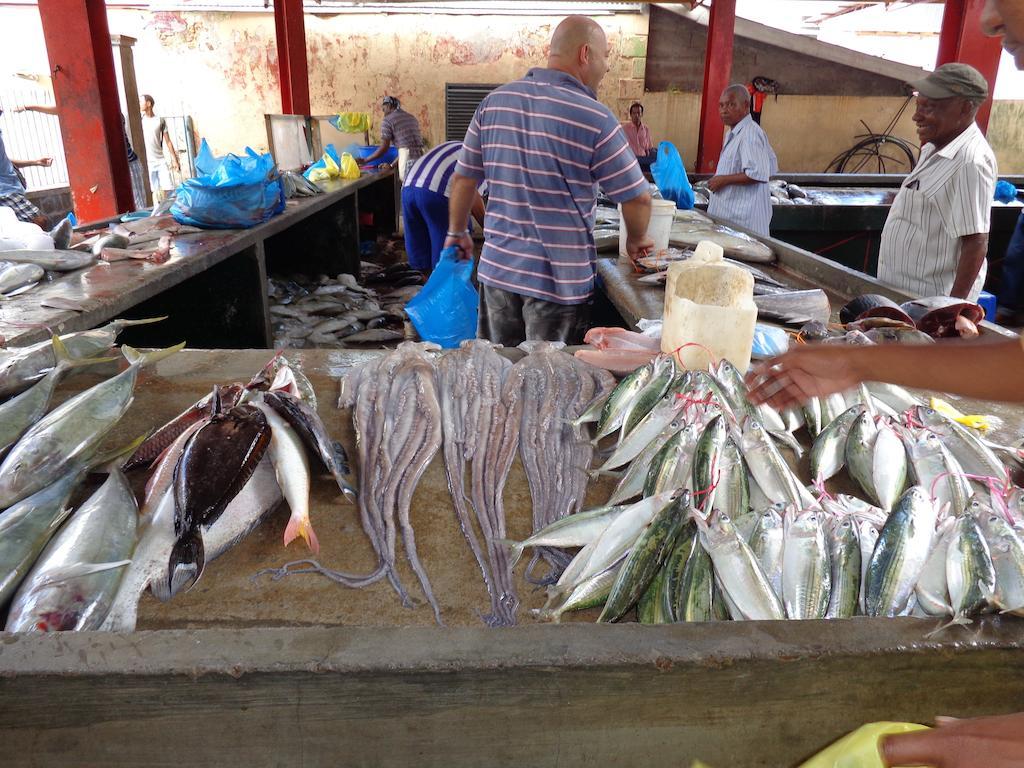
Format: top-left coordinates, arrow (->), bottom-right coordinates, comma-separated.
402,141 -> 485,272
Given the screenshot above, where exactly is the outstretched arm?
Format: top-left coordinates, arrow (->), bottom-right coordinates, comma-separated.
746,336 -> 1024,409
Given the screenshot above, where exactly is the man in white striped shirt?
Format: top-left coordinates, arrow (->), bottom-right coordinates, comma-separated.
877,64 -> 996,301
707,83 -> 778,237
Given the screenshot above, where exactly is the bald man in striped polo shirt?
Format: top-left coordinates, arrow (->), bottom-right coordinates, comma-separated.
445,15 -> 653,346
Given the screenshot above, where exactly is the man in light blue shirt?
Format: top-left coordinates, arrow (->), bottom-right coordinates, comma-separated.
0,113 -> 52,226
707,83 -> 778,237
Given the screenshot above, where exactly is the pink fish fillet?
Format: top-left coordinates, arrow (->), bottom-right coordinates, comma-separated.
583,327 -> 661,351
574,348 -> 659,376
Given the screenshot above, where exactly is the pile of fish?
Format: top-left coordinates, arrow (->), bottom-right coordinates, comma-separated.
0,320 -> 185,632
281,170 -> 323,199
74,214 -> 203,265
0,320 -> 360,633
769,180 -> 813,205
504,353 -> 1024,626
839,294 -> 986,340
101,355 -> 356,632
268,263 -> 422,348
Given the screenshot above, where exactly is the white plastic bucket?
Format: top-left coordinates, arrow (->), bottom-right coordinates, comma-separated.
618,198 -> 677,257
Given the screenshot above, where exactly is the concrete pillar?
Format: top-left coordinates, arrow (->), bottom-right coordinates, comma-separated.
695,0 -> 735,173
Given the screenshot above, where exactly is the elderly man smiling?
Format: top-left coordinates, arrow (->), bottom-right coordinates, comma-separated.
706,83 -> 778,237
877,63 -> 996,301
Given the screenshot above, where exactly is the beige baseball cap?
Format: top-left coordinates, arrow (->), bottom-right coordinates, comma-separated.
910,63 -> 989,101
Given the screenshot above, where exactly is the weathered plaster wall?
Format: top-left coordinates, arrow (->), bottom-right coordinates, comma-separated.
988,100 -> 1024,176
642,92 -> 922,173
101,9 -> 649,155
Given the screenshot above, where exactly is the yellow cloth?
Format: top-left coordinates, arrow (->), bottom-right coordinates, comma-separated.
929,396 -> 995,431
334,112 -> 371,133
797,722 -> 930,768
690,722 -> 930,768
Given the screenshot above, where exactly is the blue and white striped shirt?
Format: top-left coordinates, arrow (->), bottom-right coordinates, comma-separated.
707,114 -> 778,237
404,141 -> 462,197
455,67 -> 647,305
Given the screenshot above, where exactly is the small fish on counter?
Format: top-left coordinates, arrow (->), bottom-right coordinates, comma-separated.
268,260 -> 426,349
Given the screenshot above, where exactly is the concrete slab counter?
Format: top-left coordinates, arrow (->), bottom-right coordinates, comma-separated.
1,347 -> 1023,767
0,170 -> 398,351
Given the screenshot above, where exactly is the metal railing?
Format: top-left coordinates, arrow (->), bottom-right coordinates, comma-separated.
0,87 -> 69,191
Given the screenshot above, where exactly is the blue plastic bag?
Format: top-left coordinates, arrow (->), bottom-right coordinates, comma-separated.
752,323 -> 790,359
651,141 -> 695,210
343,143 -> 398,168
405,246 -> 478,348
995,179 -> 1019,204
172,144 -> 285,229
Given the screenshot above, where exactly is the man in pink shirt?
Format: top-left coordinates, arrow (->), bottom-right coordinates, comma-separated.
622,102 -> 654,159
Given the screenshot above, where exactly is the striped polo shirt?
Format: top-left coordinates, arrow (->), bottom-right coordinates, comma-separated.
381,108 -> 424,160
455,67 -> 647,305
404,141 -> 477,198
877,122 -> 996,301
707,114 -> 777,237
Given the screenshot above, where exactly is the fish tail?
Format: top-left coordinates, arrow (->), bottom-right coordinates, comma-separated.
52,333 -> 119,371
112,316 -> 169,330
284,514 -> 320,556
168,533 -> 206,596
90,432 -> 152,472
496,539 -> 524,568
121,341 -> 187,367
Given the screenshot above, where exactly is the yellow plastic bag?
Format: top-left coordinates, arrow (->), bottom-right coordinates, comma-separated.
797,721 -> 931,768
339,152 -> 361,180
307,152 -> 340,184
332,112 -> 371,133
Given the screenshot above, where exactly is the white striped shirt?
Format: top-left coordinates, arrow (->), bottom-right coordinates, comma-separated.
877,123 -> 996,301
707,114 -> 778,237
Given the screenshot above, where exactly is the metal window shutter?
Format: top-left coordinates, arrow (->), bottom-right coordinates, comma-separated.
445,83 -> 500,143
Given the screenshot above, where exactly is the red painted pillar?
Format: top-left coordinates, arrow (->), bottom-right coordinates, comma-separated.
935,0 -> 1002,132
274,0 -> 311,115
695,0 -> 736,174
38,0 -> 133,220
936,0 -> 965,66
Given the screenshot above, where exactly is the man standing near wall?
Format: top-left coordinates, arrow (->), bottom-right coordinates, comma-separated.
876,64 -> 995,302
445,15 -> 653,346
365,96 -> 424,180
140,94 -> 180,204
707,84 -> 777,238
0,112 -> 52,228
18,104 -> 146,211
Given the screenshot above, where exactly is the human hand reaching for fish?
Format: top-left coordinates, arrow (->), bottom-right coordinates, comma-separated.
880,712 -> 1024,767
746,346 -> 862,409
625,232 -> 656,262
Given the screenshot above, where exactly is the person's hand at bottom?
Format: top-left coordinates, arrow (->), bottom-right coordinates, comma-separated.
443,231 -> 474,261
881,712 -> 1024,767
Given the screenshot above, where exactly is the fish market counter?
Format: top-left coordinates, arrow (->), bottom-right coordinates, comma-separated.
0,170 -> 398,351
596,230 -> 921,331
2,347 -> 1024,767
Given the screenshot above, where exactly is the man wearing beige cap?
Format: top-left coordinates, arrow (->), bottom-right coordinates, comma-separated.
877,63 -> 996,301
